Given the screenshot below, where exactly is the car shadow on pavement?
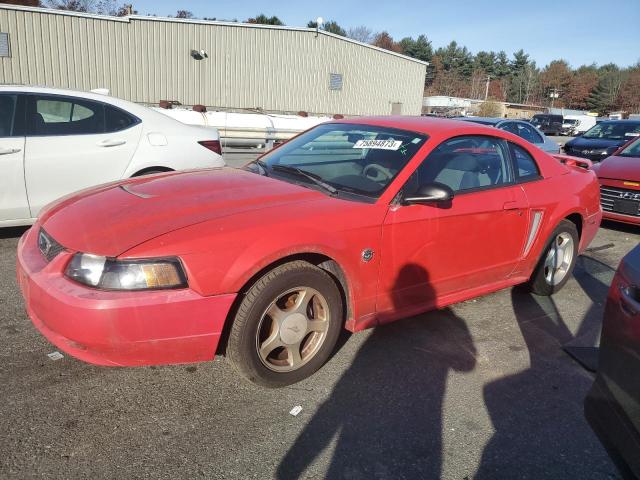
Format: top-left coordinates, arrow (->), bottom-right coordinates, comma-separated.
571,255 -> 615,346
0,226 -> 29,239
276,265 -> 477,479
600,220 -> 639,235
475,258 -> 615,479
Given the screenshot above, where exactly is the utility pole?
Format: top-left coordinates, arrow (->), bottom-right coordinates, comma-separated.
484,75 -> 490,101
549,88 -> 560,108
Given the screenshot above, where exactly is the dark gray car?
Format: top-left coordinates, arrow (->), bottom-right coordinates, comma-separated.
457,117 -> 561,154
585,244 -> 640,479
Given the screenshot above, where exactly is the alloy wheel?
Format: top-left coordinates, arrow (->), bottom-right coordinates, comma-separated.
256,287 -> 330,372
543,232 -> 575,286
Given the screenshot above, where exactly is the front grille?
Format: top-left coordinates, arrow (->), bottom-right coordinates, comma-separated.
37,228 -> 64,262
567,148 -> 604,161
600,186 -> 640,217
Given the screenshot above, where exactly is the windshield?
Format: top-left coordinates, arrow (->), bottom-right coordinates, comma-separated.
247,123 -> 428,199
619,138 -> 640,158
582,122 -> 640,140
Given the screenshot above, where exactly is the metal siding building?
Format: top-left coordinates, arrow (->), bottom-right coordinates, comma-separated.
0,5 -> 427,116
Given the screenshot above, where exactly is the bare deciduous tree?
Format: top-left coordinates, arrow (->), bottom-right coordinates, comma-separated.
477,100 -> 502,117
347,26 -> 373,43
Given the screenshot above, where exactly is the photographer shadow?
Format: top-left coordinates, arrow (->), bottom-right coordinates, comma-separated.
476,259 -> 615,479
277,264 -> 477,479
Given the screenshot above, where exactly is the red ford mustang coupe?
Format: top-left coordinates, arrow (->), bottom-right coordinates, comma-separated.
17,117 -> 602,387
592,136 -> 640,225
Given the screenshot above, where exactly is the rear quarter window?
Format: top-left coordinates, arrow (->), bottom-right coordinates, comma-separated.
510,143 -> 541,182
105,105 -> 138,132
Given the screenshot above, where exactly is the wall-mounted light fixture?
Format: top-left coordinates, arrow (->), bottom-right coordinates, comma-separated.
190,49 -> 208,60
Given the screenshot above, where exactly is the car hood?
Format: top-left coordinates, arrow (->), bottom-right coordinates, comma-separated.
594,155 -> 640,182
40,168 -> 325,256
567,137 -> 625,150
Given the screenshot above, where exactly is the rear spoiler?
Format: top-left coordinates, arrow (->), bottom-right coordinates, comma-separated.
552,154 -> 592,170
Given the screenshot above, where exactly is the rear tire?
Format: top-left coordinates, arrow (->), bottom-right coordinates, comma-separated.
226,261 -> 343,388
527,219 -> 579,296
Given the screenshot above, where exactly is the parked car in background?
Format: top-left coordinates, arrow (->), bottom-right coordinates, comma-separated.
592,135 -> 640,224
562,114 -> 597,136
457,117 -> 560,153
0,86 -> 225,227
561,118 -> 580,136
564,120 -> 640,162
585,243 -> 640,479
530,113 -> 563,136
17,116 -> 601,387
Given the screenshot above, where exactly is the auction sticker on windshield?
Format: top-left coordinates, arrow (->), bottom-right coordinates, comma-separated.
353,139 -> 402,150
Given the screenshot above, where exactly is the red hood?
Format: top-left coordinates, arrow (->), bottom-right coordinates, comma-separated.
40,168 -> 324,256
595,155 -> 640,182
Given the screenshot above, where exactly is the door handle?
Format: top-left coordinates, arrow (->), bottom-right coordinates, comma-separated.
98,139 -> 126,147
0,148 -> 21,155
503,201 -> 522,210
620,285 -> 640,316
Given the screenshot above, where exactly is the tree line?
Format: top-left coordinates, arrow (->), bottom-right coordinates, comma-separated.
6,0 -> 639,115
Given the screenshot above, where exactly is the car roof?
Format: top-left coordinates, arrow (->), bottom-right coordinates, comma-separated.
0,84 -> 195,129
0,84 -> 154,117
337,115 -> 505,136
457,116 -> 504,125
334,115 -> 568,183
598,119 -> 640,125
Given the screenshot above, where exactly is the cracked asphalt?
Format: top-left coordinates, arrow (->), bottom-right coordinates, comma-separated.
0,220 -> 637,479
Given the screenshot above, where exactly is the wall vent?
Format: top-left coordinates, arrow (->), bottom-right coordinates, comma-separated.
329,73 -> 343,90
0,33 -> 9,57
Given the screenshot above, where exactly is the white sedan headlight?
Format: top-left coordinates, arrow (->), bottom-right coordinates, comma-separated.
65,253 -> 187,290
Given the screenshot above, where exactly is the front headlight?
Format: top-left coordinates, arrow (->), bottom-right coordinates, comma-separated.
65,253 -> 187,290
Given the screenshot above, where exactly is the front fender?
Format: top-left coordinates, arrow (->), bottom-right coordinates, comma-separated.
123,202 -> 387,324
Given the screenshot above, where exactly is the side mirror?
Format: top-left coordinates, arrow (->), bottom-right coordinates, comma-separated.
404,182 -> 454,205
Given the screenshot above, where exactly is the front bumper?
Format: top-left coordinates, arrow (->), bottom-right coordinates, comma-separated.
602,210 -> 640,225
564,147 -> 612,162
16,227 -> 237,366
599,179 -> 640,225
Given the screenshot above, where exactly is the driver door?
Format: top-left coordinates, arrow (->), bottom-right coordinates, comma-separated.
377,135 -> 530,315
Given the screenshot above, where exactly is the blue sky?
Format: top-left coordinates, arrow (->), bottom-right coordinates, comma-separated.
130,0 -> 640,68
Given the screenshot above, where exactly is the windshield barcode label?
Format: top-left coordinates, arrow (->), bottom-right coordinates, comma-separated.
353,139 -> 402,150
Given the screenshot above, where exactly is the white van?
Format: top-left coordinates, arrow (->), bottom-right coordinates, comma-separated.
563,115 -> 597,135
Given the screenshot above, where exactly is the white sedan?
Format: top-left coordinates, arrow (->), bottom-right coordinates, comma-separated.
0,86 -> 225,227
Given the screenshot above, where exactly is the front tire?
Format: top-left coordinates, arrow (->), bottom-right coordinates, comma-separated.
226,261 -> 343,387
527,219 -> 579,296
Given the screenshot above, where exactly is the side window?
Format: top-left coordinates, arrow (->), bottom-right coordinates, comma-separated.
28,95 -> 105,136
501,122 -> 519,135
105,105 -> 138,132
407,135 -> 513,194
510,143 -> 541,181
517,123 -> 543,144
0,94 -> 17,137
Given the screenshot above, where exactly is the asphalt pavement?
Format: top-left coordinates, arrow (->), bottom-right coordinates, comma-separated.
550,135 -> 573,148
1,219 -> 636,479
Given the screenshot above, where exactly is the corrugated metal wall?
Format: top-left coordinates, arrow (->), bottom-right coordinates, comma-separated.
0,6 -> 427,116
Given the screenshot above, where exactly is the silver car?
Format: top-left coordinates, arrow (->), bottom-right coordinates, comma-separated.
458,117 -> 561,154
